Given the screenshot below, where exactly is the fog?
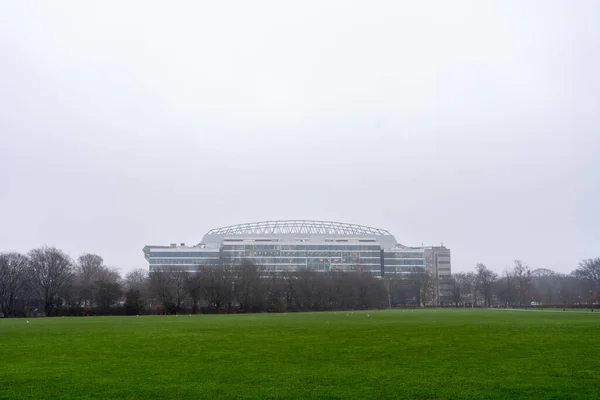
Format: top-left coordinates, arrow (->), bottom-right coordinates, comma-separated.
1,1 -> 599,273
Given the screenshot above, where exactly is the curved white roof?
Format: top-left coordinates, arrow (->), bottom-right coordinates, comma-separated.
206,220 -> 391,236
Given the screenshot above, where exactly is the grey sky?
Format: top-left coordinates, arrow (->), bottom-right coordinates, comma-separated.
1,1 -> 599,275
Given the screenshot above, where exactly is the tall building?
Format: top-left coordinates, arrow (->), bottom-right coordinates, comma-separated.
425,246 -> 452,305
143,220 -> 451,301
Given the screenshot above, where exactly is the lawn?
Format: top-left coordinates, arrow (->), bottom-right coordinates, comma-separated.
1,309 -> 599,399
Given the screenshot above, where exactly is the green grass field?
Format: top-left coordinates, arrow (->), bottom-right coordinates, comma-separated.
1,309 -> 599,399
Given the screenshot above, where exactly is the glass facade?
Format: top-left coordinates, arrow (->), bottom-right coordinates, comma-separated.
383,250 -> 425,275
143,221 -> 448,278
146,244 -> 433,277
221,243 -> 382,275
147,250 -> 220,272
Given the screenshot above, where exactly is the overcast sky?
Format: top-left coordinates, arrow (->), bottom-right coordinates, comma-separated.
1,1 -> 599,275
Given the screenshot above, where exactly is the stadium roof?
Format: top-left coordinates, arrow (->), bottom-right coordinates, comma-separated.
206,220 -> 391,236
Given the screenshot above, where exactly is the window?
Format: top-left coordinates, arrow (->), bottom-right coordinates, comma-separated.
150,251 -> 219,258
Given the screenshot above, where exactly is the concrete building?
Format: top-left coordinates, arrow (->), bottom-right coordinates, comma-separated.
425,246 -> 452,305
143,220 -> 451,303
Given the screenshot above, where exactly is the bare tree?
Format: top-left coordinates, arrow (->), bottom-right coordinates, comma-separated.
280,270 -> 297,311
72,254 -> 107,310
329,271 -> 352,310
29,247 -> 74,316
495,272 -> 510,307
264,269 -> 287,312
149,268 -> 173,313
512,260 -> 532,307
531,268 -> 562,305
199,265 -> 233,312
389,278 -> 410,307
0,252 -> 30,317
355,268 -> 386,309
233,260 -> 265,313
69,254 -> 122,314
170,268 -> 188,313
149,266 -> 188,314
185,266 -> 203,314
574,258 -> 600,300
94,267 -> 122,313
124,287 -> 144,315
409,267 -> 432,307
382,276 -> 395,308
291,268 -> 321,310
476,263 -> 497,308
558,274 -> 585,306
463,272 -> 478,307
125,269 -> 149,296
123,268 -> 149,313
450,272 -> 470,307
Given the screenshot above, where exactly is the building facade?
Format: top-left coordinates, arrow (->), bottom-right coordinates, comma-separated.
424,246 -> 453,305
143,220 -> 451,302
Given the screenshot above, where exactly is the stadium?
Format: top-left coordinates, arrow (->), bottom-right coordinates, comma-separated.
143,220 -> 451,281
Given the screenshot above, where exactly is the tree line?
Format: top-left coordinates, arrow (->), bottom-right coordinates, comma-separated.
0,247 -> 430,317
1,246 -> 598,317
449,260 -> 600,308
